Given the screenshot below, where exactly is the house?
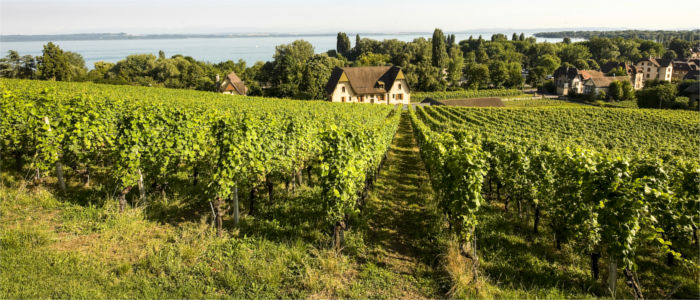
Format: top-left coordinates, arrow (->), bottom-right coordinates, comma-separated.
672,60 -> 697,81
601,62 -> 644,89
218,71 -> 247,95
553,66 -> 605,95
583,76 -> 630,96
634,57 -> 673,83
325,66 -> 410,104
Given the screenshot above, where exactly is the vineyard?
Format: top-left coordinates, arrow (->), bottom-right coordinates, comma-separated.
411,89 -> 522,102
0,78 -> 400,248
412,105 -> 699,298
1,78 -> 698,298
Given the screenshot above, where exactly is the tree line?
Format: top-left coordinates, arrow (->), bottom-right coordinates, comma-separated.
1,29 -> 698,99
534,30 -> 700,45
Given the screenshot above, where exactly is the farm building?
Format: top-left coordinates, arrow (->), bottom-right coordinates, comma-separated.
325,66 -> 410,104
218,71 -> 247,95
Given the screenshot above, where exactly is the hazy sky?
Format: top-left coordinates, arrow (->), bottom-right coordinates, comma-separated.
1,0 -> 697,35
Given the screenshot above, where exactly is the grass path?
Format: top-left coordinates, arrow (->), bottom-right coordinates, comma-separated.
357,111 -> 446,298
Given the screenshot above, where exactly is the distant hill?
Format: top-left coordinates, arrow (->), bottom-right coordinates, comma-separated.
534,29 -> 700,42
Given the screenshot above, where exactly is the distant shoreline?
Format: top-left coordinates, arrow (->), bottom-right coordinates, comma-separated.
0,30 -> 579,42
0,32 -> 441,42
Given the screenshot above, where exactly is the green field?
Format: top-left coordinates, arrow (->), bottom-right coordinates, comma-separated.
1,79 -> 698,298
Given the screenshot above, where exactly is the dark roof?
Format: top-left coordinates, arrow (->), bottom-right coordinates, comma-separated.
553,66 -> 579,79
601,62 -> 638,74
684,70 -> 700,80
420,98 -> 445,105
673,61 -> 694,71
636,57 -> 673,67
325,66 -> 407,96
221,71 -> 247,95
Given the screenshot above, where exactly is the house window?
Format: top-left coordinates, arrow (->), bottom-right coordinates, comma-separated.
392,94 -> 395,99
342,96 -> 346,102
342,86 -> 346,93
398,83 -> 402,90
359,96 -> 363,103
379,94 -> 384,100
397,94 -> 403,100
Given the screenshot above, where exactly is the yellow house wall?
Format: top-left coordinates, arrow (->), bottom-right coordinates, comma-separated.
387,79 -> 410,104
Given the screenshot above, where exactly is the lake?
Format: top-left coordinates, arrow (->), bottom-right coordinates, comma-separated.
0,33 -> 580,68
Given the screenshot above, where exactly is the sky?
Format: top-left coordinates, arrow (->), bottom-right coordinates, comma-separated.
1,0 -> 697,35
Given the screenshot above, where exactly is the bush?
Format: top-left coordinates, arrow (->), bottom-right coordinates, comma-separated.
637,84 -> 677,109
670,97 -> 690,109
542,80 -> 556,94
597,90 -> 607,101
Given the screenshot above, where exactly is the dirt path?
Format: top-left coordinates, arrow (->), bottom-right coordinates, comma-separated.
360,111 -> 445,298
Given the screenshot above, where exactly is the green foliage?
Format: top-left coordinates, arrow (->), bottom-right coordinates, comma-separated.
0,78 -> 398,244
636,83 -> 678,109
463,63 -> 490,89
431,29 -> 448,68
415,104 -> 699,281
300,54 -> 343,99
608,81 -> 624,101
353,52 -> 390,67
37,42 -> 70,81
336,32 -> 352,57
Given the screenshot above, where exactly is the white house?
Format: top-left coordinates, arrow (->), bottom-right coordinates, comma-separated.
325,66 -> 410,104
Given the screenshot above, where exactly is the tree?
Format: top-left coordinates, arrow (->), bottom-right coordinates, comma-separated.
432,28 -> 448,68
620,80 -> 634,100
87,61 -> 115,81
668,39 -> 692,58
558,44 -> 592,65
300,54 -> 343,99
608,81 -> 624,101
463,63 -> 489,89
573,59 -> 589,69
606,66 -> 627,76
637,83 -> 677,108
526,66 -> 547,88
536,54 -> 561,74
563,37 -> 572,44
662,50 -> 678,60
354,52 -> 390,66
489,61 -> 508,88
0,50 -> 21,78
270,40 -> 315,97
336,32 -> 351,57
64,51 -> 88,80
37,42 -> 70,81
587,37 -> 620,62
446,45 -> 464,88
519,33 -> 525,41
505,62 -> 524,88
512,33 -> 519,41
